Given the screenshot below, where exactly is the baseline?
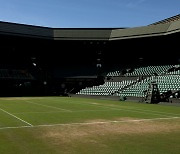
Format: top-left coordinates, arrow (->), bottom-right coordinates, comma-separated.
0,116 -> 179,130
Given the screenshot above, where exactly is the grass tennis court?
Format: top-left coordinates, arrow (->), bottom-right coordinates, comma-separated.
0,96 -> 179,154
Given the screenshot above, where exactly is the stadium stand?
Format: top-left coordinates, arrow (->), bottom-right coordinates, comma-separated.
76,64 -> 180,103
0,14 -> 179,103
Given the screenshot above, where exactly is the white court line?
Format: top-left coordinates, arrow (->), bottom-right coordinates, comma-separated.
67,101 -> 173,117
36,116 -> 180,127
49,99 -> 174,117
91,102 -> 179,117
67,100 -> 180,117
108,105 -> 180,117
110,105 -> 180,117
26,101 -> 71,112
91,103 -> 180,117
0,107 -> 33,126
15,101 -> 177,117
12,109 -> 110,115
0,116 -> 179,130
0,126 -> 32,130
26,99 -> 179,117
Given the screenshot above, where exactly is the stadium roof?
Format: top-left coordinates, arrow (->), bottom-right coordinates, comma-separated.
0,14 -> 180,41
150,14 -> 180,25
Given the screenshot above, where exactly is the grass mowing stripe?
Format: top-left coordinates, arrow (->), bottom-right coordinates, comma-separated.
25,101 -> 71,112
0,107 -> 33,126
0,117 -> 179,130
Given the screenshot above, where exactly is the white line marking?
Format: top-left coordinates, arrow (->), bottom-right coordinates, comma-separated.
38,99 -> 179,117
53,99 -> 175,117
68,101 -> 173,117
68,100 -> 180,117
114,106 -> 180,117
0,117 -> 179,130
88,102 -> 180,117
0,126 -> 32,130
12,109 -> 109,114
36,117 -> 180,127
26,101 -> 71,112
0,107 -> 33,126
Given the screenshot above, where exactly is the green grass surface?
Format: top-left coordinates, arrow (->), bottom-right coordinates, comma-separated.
0,96 -> 179,154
